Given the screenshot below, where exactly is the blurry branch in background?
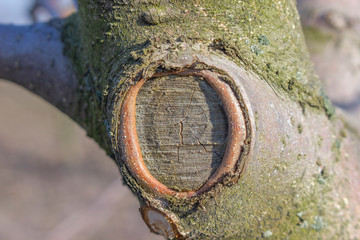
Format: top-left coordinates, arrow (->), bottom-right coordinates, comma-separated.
30,0 -> 77,22
0,0 -> 360,238
0,0 -> 79,123
0,21 -> 80,122
297,0 -> 360,130
0,2 -> 125,240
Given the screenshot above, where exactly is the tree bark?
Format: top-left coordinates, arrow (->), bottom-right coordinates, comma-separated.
0,0 -> 359,239
0,20 -> 79,121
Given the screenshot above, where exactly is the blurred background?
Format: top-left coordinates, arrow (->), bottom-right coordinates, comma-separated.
0,0 -> 161,239
1,1 -> 359,240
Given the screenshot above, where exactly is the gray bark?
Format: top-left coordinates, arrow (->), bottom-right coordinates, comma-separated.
0,20 -> 79,121
0,0 -> 359,239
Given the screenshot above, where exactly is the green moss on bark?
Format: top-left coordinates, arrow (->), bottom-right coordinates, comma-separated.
55,1 -> 360,238
76,0 -> 330,123
60,0 -> 336,163
61,13 -> 112,155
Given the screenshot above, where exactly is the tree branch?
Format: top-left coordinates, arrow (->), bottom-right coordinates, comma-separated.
0,19 -> 79,122
298,0 -> 360,131
1,1 -> 359,238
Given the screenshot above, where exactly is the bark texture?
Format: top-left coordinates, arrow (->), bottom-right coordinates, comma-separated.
70,0 -> 359,238
0,20 -> 79,121
0,0 -> 359,239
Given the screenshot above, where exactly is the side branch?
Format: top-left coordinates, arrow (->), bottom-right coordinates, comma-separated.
0,19 -> 78,120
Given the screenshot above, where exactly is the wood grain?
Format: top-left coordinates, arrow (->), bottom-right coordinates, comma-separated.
136,75 -> 228,191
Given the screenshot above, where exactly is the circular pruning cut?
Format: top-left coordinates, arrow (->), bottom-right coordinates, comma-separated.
140,206 -> 184,239
118,58 -> 252,199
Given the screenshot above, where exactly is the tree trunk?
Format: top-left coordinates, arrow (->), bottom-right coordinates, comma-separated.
0,0 -> 359,239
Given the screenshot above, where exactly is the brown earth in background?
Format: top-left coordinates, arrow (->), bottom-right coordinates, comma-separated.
0,0 -> 161,239
0,79 -> 162,240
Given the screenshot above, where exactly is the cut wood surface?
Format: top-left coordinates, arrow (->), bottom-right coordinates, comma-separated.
136,75 -> 227,191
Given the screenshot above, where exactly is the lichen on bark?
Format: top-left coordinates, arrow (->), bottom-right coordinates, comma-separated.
59,0 -> 336,155
57,0 -> 359,239
75,0 -> 330,115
